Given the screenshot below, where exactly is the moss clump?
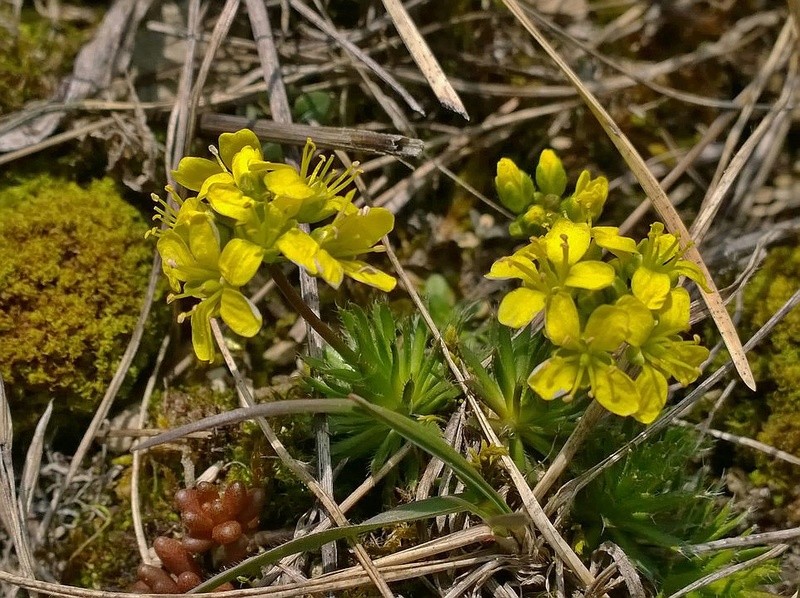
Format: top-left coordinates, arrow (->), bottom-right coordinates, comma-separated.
738,245 -> 800,488
0,9 -> 91,115
0,175 -> 154,438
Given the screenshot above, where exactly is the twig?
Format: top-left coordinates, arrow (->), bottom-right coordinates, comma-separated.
289,0 -> 424,115
674,418 -> 800,467
379,0 -> 467,118
199,113 -> 424,158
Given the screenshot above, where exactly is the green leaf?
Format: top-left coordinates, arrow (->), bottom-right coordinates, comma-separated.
190,495 -> 482,593
460,343 -> 507,419
293,91 -> 333,124
348,395 -> 511,517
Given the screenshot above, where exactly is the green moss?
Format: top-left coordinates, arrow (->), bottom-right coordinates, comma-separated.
60,504 -> 142,590
0,8 -> 92,114
0,175 -> 156,438
737,244 -> 800,487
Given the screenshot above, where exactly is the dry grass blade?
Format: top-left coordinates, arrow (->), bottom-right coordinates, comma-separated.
379,0 -> 468,119
0,378 -> 37,588
687,526 -> 800,554
674,418 -> 800,467
131,334 -> 171,565
0,552 -> 497,598
185,0 -> 241,144
501,0 -> 755,391
244,1 -> 337,577
0,117 -> 117,167
19,401 -> 52,519
789,0 -> 800,53
533,400 -> 605,500
165,0 -> 202,172
289,0 -> 424,115
690,62 -> 797,243
200,112 -> 424,157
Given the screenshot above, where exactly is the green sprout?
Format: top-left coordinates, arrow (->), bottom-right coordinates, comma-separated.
306,303 -> 458,474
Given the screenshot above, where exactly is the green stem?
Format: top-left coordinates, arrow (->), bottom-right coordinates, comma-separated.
267,264 -> 358,363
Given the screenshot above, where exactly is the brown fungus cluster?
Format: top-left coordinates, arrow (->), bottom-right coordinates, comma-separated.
132,481 -> 265,594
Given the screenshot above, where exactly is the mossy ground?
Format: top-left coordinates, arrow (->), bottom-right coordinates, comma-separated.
737,245 -> 800,495
0,175 -> 159,442
0,7 -> 93,115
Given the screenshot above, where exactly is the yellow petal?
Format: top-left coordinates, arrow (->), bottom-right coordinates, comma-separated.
633,366 -> 667,424
187,215 -> 220,268
191,300 -> 216,362
172,157 -> 223,191
276,228 -> 320,274
631,267 -> 671,310
654,287 -> 691,335
591,366 -> 639,417
264,167 -> 315,199
615,295 -> 653,347
545,292 -> 580,347
219,129 -> 262,168
584,304 -> 629,352
220,287 -> 263,337
205,183 -> 253,222
486,254 -> 537,283
313,249 -> 345,288
546,219 -> 591,265
564,261 -> 615,290
198,172 -> 235,199
219,238 -> 264,287
341,260 -> 396,292
592,226 -> 637,254
322,208 -> 395,256
528,355 -> 580,400
497,287 -> 545,328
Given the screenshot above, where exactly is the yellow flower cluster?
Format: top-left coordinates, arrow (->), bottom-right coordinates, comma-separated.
488,151 -> 709,423
150,129 -> 396,360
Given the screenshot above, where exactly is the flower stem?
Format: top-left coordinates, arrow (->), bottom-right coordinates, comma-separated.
267,264 -> 357,363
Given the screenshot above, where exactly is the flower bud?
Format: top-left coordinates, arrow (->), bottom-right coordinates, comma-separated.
495,158 -> 535,214
535,149 -> 567,197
